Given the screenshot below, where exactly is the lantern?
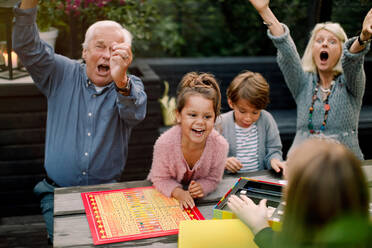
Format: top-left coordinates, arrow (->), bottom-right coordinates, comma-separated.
0,0 -> 28,80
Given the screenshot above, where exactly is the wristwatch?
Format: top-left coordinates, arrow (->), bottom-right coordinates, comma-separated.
358,35 -> 372,46
115,77 -> 131,94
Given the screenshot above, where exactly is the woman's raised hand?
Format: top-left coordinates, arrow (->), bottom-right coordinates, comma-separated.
248,0 -> 270,13
248,0 -> 284,36
361,8 -> 372,42
351,8 -> 372,53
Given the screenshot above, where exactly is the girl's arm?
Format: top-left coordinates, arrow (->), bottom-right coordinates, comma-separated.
228,195 -> 269,235
148,142 -> 182,198
196,135 -> 228,196
172,187 -> 195,209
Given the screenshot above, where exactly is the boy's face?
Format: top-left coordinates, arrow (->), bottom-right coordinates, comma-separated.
228,98 -> 261,128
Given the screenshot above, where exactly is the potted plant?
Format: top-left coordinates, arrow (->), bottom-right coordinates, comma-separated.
37,0 -> 65,48
158,81 -> 176,126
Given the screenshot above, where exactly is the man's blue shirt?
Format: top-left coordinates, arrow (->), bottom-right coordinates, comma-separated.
13,6 -> 147,187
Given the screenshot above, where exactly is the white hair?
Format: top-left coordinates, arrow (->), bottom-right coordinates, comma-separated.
301,22 -> 347,75
82,20 -> 132,49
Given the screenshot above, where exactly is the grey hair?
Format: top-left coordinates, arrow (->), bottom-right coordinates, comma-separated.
82,20 -> 132,49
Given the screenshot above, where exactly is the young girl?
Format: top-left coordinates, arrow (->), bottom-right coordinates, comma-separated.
215,71 -> 285,174
228,138 -> 370,247
148,72 -> 229,209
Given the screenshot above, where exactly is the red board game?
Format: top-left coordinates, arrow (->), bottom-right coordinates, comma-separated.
81,186 -> 204,245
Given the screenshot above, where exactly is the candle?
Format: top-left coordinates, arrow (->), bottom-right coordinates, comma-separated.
3,51 -> 18,68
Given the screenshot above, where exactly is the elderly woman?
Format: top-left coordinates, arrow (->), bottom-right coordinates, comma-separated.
228,139 -> 370,247
248,0 -> 372,160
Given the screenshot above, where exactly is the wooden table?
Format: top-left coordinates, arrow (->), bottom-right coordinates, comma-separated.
53,163 -> 372,248
53,170 -> 282,248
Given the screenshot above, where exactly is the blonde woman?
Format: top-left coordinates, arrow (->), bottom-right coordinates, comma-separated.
248,0 -> 372,160
228,139 -> 370,247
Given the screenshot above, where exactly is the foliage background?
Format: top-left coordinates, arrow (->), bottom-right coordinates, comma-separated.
42,0 -> 372,58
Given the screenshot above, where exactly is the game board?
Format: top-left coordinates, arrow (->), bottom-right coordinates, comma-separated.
81,186 -> 204,245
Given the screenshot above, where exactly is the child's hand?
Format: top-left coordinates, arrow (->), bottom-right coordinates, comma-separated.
227,195 -> 269,235
271,158 -> 286,176
188,180 -> 204,198
171,187 -> 195,209
225,157 -> 243,173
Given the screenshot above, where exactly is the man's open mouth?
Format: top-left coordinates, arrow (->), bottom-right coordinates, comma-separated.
98,64 -> 110,72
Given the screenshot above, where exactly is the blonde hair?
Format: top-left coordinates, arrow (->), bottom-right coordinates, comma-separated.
280,139 -> 369,245
227,71 -> 270,110
82,20 -> 132,49
301,22 -> 347,75
176,72 -> 221,119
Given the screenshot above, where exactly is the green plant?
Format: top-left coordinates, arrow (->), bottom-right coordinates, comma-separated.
158,81 -> 176,126
37,0 -> 65,32
53,0 -> 163,55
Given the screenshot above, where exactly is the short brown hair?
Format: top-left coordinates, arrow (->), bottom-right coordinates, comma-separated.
227,71 -> 270,109
176,72 -> 221,118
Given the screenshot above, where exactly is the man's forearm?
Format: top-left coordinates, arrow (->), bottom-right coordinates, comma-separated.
20,0 -> 38,9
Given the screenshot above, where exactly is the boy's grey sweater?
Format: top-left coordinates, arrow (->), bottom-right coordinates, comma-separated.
268,24 -> 370,160
215,110 -> 283,170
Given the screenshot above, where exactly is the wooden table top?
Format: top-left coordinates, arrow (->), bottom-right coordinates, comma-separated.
53,170 -> 282,248
53,163 -> 372,248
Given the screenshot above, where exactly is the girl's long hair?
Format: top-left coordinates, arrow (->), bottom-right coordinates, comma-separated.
277,139 -> 369,247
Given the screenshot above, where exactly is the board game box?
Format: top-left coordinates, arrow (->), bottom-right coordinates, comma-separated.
81,186 -> 204,245
213,177 -> 284,230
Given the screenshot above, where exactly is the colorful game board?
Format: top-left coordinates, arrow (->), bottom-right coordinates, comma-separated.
81,186 -> 204,245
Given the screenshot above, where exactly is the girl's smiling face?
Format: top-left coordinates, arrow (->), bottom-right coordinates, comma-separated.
176,94 -> 216,146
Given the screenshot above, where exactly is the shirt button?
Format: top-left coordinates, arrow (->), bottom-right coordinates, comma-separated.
82,171 -> 86,175
88,113 -> 92,117
87,132 -> 91,136
84,152 -> 88,156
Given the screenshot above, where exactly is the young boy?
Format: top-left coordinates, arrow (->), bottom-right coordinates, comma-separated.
215,71 -> 285,174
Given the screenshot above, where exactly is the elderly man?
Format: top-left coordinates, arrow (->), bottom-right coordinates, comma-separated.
13,0 -> 147,243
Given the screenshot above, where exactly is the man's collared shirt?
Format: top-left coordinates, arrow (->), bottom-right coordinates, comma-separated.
13,5 -> 147,187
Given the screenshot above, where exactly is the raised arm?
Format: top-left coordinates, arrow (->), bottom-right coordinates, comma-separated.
14,0 -> 60,97
248,0 -> 306,100
248,0 -> 284,36
341,9 -> 371,99
20,0 -> 38,9
349,8 -> 372,54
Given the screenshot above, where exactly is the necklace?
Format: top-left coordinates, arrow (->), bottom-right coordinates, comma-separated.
319,84 -> 332,101
308,81 -> 334,134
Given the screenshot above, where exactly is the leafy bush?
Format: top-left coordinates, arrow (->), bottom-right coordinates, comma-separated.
41,0 -> 370,58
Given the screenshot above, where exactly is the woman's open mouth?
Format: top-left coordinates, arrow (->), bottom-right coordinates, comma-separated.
320,51 -> 329,62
